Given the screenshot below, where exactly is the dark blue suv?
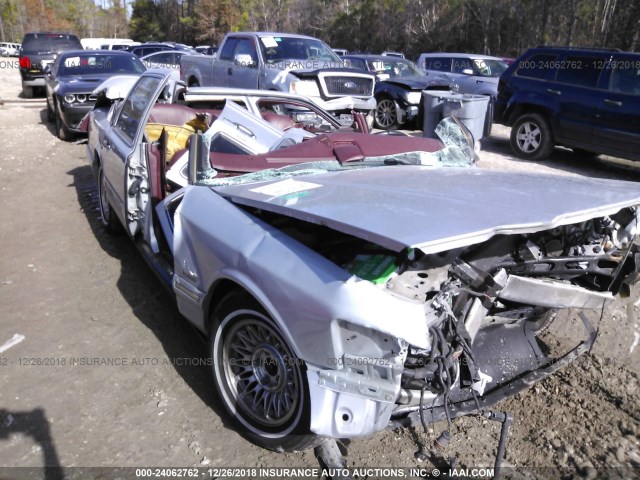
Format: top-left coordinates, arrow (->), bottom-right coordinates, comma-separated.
494,46 -> 640,161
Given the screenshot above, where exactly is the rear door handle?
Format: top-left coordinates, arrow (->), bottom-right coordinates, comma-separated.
546,89 -> 561,95
604,99 -> 622,107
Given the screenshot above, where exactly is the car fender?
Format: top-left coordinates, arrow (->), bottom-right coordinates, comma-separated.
505,90 -> 560,127
172,186 -> 430,368
262,68 -> 294,91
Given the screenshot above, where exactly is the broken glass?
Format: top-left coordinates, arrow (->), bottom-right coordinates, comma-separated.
197,117 -> 476,187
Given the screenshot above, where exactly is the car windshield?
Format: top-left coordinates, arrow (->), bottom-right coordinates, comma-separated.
22,34 -> 81,53
58,53 -> 146,76
198,117 -> 476,187
370,59 -> 424,78
472,59 -> 508,77
259,36 -> 341,65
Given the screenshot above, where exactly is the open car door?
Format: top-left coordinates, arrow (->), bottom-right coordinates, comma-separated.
122,74 -> 179,237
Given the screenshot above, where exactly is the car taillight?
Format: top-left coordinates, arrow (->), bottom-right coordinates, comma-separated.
19,56 -> 31,68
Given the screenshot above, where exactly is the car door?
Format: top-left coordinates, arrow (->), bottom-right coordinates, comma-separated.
595,57 -> 640,158
228,37 -> 260,89
450,56 -> 474,90
213,37 -> 238,87
552,54 -> 607,145
101,73 -> 168,236
424,57 -> 452,86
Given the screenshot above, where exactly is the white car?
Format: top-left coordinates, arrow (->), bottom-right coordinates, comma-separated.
0,42 -> 20,56
141,50 -> 188,69
416,52 -> 508,97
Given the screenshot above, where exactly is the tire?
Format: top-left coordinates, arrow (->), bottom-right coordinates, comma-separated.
374,97 -> 398,130
54,103 -> 72,141
22,85 -> 33,98
210,291 -> 321,452
572,148 -> 600,159
46,99 -> 54,122
98,163 -> 121,233
510,113 -> 554,160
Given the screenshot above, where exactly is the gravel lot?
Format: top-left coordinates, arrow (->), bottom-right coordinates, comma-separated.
1,64 -> 639,480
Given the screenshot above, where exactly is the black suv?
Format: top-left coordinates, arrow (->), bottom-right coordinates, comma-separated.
19,32 -> 82,98
494,46 -> 640,161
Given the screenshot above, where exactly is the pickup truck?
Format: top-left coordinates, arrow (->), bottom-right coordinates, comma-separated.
180,32 -> 376,125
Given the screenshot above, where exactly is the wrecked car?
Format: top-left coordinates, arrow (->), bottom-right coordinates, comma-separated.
86,70 -> 640,455
343,54 -> 446,130
85,69 -> 376,191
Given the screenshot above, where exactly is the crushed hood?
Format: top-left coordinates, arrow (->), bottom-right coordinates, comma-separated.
382,76 -> 432,90
214,167 -> 640,254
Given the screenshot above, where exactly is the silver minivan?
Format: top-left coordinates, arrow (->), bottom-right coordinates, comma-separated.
416,52 -> 508,97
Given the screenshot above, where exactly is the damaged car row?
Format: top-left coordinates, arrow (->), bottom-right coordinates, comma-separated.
84,69 -> 640,455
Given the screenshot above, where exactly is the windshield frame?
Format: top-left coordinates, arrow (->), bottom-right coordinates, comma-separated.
258,35 -> 342,66
369,58 -> 424,78
57,52 -> 146,76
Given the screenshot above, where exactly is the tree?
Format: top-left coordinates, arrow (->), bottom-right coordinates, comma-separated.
130,0 -> 163,41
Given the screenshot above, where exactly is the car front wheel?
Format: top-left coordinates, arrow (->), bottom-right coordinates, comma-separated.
46,99 -> 54,122
510,113 -> 554,160
374,97 -> 398,130
54,102 -> 72,141
210,291 -> 321,452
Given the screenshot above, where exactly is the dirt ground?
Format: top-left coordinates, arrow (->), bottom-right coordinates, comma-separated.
0,64 -> 639,480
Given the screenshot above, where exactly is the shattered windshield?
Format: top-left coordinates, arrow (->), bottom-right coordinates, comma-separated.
197,117 -> 476,187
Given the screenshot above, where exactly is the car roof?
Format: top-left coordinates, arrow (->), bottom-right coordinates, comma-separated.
530,45 -> 621,52
233,32 -> 321,41
58,49 -> 138,57
344,54 -> 407,62
23,32 -> 77,36
419,52 -> 504,60
142,50 -> 180,56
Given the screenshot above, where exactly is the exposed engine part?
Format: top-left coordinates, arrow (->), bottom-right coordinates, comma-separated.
483,411 -> 513,480
432,429 -> 451,451
246,202 -> 638,436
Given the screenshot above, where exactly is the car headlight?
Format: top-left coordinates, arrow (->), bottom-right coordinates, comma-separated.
406,91 -> 422,105
63,94 -> 76,104
290,80 -> 320,97
76,94 -> 87,103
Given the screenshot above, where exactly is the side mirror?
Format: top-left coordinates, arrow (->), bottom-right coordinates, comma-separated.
234,53 -> 256,68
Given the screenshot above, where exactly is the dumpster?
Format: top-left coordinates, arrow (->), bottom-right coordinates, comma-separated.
423,91 -> 490,144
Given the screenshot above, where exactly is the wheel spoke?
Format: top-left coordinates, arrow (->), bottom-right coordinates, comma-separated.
220,316 -> 302,428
